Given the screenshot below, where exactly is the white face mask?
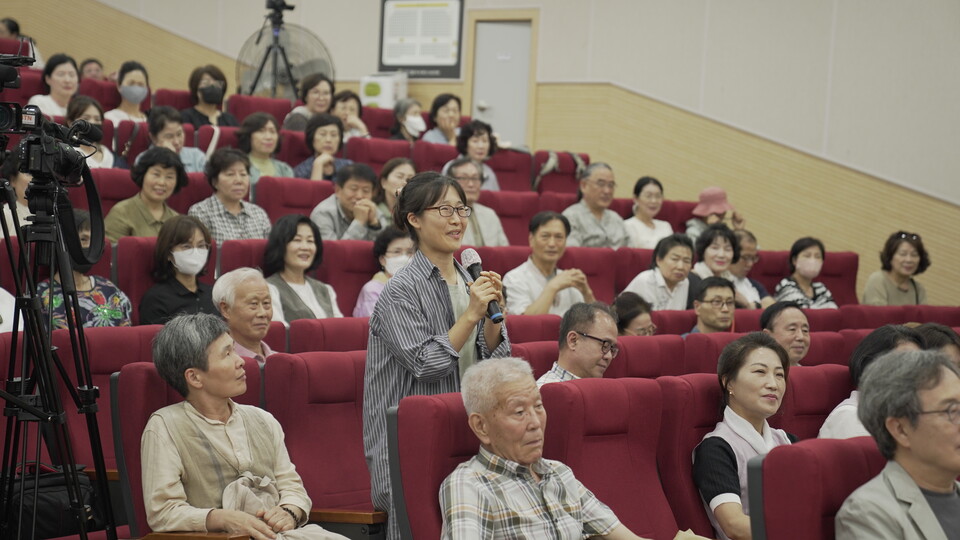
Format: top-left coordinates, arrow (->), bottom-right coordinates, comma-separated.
384,254 -> 412,276
795,258 -> 822,280
403,115 -> 426,137
172,248 -> 209,276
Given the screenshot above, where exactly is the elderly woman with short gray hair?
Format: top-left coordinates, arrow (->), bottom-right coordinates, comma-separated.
142,313 -> 347,540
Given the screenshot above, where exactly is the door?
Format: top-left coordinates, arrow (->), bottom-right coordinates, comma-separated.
471,21 -> 532,147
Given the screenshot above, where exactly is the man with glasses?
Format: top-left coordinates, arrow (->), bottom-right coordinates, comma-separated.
310,163 -> 386,241
836,349 -> 960,539
729,229 -> 774,309
686,276 -> 736,337
562,163 -> 628,248
449,157 -> 508,247
537,302 -> 619,386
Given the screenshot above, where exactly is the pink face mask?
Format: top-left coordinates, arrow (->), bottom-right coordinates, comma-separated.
795,258 -> 822,280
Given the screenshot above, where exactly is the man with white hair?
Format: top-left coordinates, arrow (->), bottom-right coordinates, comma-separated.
835,350 -> 960,539
212,267 -> 279,365
561,163 -> 628,248
440,357 -> 648,539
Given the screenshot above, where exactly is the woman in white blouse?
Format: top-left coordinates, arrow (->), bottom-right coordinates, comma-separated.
27,53 -> 78,118
263,214 -> 343,322
624,176 -> 673,249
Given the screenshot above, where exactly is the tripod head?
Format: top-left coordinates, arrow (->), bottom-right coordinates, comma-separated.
266,0 -> 294,29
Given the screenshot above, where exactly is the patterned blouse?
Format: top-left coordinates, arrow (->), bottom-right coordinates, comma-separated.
37,275 -> 133,329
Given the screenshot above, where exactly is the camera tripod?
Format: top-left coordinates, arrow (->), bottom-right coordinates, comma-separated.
246,1 -> 299,98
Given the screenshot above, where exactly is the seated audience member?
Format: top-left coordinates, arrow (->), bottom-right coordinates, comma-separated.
264,215 -> 343,322
863,231 -> 930,306
538,302 -> 619,386
310,163 -> 384,241
66,95 -> 123,169
142,313 -> 348,539
562,163 -> 628,248
442,357 -> 650,539
236,112 -> 294,200
692,223 -> 740,285
104,60 -> 149,124
685,186 -> 745,244
374,157 -> 415,218
282,72 -> 334,131
915,322 -> 960,367
729,229 -> 774,309
353,227 -> 414,317
27,53 -> 77,118
441,119 -> 501,191
0,286 -> 22,333
139,216 -> 217,325
503,211 -> 594,316
79,58 -> 105,81
687,276 -> 736,336
331,90 -> 369,142
0,151 -> 32,235
422,93 -> 462,145
624,234 -> 699,311
388,97 -> 424,143
774,236 -> 838,309
624,176 -> 673,249
613,292 -> 656,336
213,267 -> 280,365
819,325 -> 924,439
760,301 -> 809,365
449,158 -> 507,247
292,113 -> 353,181
38,209 -> 133,329
188,148 -> 271,243
0,18 -> 43,67
693,333 -> 794,540
835,350 -> 960,540
141,106 -> 207,173
179,65 -> 238,128
105,147 -> 187,242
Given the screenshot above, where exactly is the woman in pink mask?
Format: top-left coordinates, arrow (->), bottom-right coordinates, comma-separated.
774,237 -> 838,309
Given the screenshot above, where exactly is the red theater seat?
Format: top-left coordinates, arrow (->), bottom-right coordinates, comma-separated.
656,373 -> 721,537
316,240 -> 380,316
0,241 -> 20,293
255,176 -> 334,223
608,334 -> 686,378
806,308 -> 843,331
456,245 -> 530,277
344,137 -> 412,175
748,437 -> 884,540
485,149 -> 533,192
770,364 -> 852,440
288,317 -> 370,353
804,332 -> 848,366
683,332 -> 741,374
608,197 -> 633,219
533,150 -> 590,194
196,125 -> 240,152
538,191 -> 578,214
166,171 -> 213,214
510,340 -> 559,379
115,236 -> 216,324
411,140 -> 459,173
264,352 -> 386,526
503,314 -> 561,344
226,94 -> 293,124
90,167 -> 138,216
388,392 -> 478,539
839,328 -> 873,361
658,200 -> 697,233
276,129 -> 313,168
614,248 -> 655,293
558,247 -> 617,303
79,77 -> 124,112
218,238 -> 268,275
540,378 -> 680,540
735,309 -> 763,332
749,250 -> 859,306
362,106 -> 396,139
114,120 -> 195,165
476,190 -> 539,245
111,359 -> 262,537
839,304 -> 911,329
152,88 -> 193,111
262,320 -> 288,354
651,310 -> 698,336
4,67 -> 44,107
917,305 -> 960,326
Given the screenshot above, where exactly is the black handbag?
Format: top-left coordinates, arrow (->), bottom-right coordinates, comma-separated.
8,463 -> 104,540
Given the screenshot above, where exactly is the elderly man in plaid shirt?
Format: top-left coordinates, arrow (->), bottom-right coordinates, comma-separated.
440,357 -> 649,539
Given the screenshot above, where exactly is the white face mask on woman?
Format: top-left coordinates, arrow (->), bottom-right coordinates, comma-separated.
172,248 -> 209,276
403,115 -> 426,137
795,258 -> 823,280
384,254 -> 411,276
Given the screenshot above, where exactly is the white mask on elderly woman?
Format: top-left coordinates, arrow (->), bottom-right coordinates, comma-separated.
403,115 -> 426,137
384,254 -> 411,276
795,258 -> 822,280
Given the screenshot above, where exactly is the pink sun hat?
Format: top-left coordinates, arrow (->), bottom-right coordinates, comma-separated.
692,187 -> 735,217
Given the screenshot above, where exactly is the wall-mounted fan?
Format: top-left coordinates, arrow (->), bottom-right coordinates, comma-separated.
235,1 -> 335,99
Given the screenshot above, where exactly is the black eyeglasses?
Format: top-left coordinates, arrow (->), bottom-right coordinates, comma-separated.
576,331 -> 620,357
424,205 -> 473,218
918,403 -> 960,425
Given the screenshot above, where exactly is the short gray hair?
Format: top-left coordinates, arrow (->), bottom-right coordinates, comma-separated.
153,313 -> 230,397
461,357 -> 534,415
858,349 -> 960,460
578,162 -> 612,182
448,157 -> 483,179
212,267 -> 266,307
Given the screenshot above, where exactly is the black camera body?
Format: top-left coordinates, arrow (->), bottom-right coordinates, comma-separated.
267,0 -> 294,12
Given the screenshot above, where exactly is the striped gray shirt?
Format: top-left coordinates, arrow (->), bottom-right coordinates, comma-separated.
363,250 -> 510,538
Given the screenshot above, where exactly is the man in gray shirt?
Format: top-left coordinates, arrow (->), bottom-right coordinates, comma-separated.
562,163 -> 628,248
310,163 -> 385,241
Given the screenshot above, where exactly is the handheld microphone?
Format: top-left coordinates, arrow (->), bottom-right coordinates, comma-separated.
460,248 -> 504,324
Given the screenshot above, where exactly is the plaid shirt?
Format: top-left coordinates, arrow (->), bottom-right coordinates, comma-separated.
440,446 -> 620,539
187,196 -> 271,243
536,362 -> 580,387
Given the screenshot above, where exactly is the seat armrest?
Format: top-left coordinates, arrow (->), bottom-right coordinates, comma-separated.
309,509 -> 388,525
142,533 -> 249,540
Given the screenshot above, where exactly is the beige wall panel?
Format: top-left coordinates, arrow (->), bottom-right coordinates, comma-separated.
827,0 -> 960,205
702,0 -> 833,153
592,0 -> 706,110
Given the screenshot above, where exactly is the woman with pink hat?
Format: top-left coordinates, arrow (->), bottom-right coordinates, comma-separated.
686,187 -> 746,243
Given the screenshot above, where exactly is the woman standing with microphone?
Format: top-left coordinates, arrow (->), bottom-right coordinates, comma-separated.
362,171 -> 510,539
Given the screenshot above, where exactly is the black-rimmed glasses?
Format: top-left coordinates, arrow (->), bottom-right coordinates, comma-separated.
424,205 -> 472,218
576,331 -> 620,357
918,403 -> 960,425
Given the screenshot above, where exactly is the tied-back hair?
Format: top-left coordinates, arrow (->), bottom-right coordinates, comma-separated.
632,176 -> 663,197
374,157 -> 416,204
717,332 -> 790,410
461,357 -> 534,415
66,95 -> 104,124
613,292 -> 652,335
392,171 -> 467,245
118,60 -> 149,87
152,216 -> 212,282
263,214 -> 323,277
41,53 -> 78,94
153,313 -> 230,397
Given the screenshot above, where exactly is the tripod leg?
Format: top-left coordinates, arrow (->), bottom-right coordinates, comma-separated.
276,44 -> 299,101
248,44 -> 276,96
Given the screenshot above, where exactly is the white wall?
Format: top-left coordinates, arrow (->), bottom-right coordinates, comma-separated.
95,0 -> 960,205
